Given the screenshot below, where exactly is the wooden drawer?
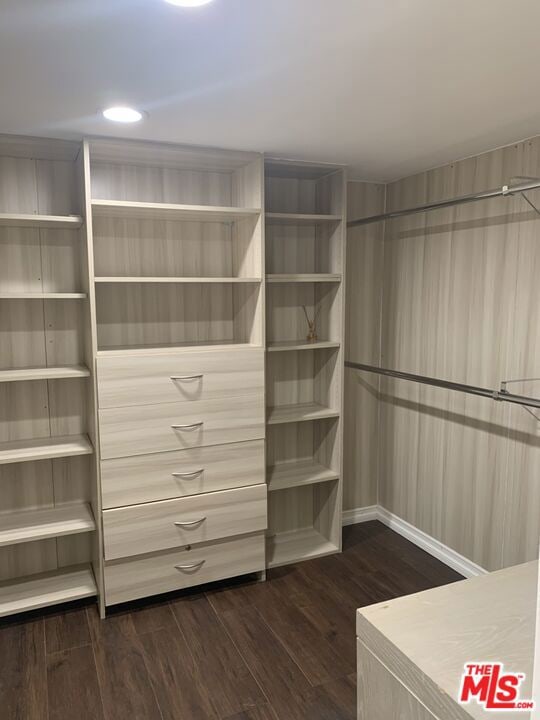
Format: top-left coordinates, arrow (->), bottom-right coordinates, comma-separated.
97,348 -> 264,409
99,395 -> 265,460
104,532 -> 265,605
103,483 -> 267,560
101,439 -> 265,508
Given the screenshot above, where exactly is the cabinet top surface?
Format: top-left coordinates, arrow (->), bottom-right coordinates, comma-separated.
357,561 -> 538,719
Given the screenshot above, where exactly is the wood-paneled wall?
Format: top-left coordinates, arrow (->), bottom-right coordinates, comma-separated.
345,138 -> 540,571
343,182 -> 385,511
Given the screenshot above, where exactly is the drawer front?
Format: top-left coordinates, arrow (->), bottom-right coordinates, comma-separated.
97,348 -> 264,409
99,395 -> 265,460
103,483 -> 267,560
101,440 -> 265,508
105,532 -> 265,606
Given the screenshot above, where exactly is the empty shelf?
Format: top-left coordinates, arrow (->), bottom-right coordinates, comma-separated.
0,213 -> 83,229
266,212 -> 342,226
0,434 -> 93,465
0,365 -> 90,383
0,293 -> 87,299
266,274 -> 341,283
266,528 -> 339,569
95,276 -> 261,284
267,340 -> 341,352
268,459 -> 339,492
92,199 -> 261,224
267,402 -> 340,425
0,503 -> 95,547
0,565 -> 96,618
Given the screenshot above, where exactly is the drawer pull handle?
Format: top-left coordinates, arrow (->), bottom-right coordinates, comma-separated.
172,469 -> 204,479
174,517 -> 207,527
171,422 -> 203,431
170,374 -> 203,381
175,561 -> 205,571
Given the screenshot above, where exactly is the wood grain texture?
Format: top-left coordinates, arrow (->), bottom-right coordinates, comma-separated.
357,641 -> 437,720
101,439 -> 265,508
0,619 -> 47,720
104,532 -> 266,605
99,394 -> 265,459
344,181 -> 385,511
47,646 -> 105,720
103,484 -> 266,560
357,560 -> 537,720
377,137 -> 540,570
97,347 -> 264,408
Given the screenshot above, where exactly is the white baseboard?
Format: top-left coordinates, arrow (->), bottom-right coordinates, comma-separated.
342,505 -> 378,526
342,504 -> 488,578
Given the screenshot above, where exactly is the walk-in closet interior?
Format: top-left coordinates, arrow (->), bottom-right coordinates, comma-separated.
0,2 -> 538,719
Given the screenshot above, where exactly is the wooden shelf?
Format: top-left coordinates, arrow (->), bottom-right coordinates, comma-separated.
267,340 -> 340,353
0,565 -> 96,618
0,365 -> 90,383
267,402 -> 340,425
268,459 -> 339,492
97,341 -> 261,357
0,213 -> 83,229
92,199 -> 261,224
0,434 -> 93,465
0,503 -> 95,547
266,528 -> 338,569
266,274 -> 341,283
95,277 -> 261,284
266,212 -> 342,226
0,293 -> 87,299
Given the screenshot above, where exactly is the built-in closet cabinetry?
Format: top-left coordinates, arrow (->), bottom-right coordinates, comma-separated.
0,136 -> 101,617
0,136 -> 346,617
264,159 -> 346,568
84,139 -> 267,608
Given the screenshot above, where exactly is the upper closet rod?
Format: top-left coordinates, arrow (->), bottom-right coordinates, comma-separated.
344,361 -> 540,411
348,178 -> 540,228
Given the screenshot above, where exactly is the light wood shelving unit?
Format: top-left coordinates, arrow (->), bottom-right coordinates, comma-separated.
0,134 -> 101,615
88,138 -> 264,354
264,158 -> 346,568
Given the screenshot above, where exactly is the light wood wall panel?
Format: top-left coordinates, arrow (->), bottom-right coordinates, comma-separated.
343,181 -> 385,510
377,137 -> 540,570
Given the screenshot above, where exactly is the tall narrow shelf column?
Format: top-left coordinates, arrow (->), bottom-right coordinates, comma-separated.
0,134 -> 101,618
264,158 -> 346,568
85,138 -> 267,609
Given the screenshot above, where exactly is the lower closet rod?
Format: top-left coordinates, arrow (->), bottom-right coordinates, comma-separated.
345,361 -> 540,410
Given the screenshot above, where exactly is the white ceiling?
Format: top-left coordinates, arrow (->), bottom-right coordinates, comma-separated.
1,0 -> 540,182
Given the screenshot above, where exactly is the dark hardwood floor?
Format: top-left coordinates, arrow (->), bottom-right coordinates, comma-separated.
0,521 -> 463,720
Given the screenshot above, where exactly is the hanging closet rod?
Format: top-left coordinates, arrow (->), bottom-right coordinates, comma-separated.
344,361 -> 540,410
348,178 -> 540,228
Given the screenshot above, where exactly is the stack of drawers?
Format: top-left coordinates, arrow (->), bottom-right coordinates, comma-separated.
96,348 -> 267,606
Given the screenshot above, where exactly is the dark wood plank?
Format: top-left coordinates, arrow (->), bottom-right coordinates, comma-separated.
121,599 -> 177,636
44,606 -> 91,654
0,618 -> 47,720
47,645 -> 105,720
223,705 -> 279,720
170,593 -> 266,717
301,673 -> 357,720
250,581 -> 353,685
140,627 -> 217,720
86,606 -> 162,720
219,605 -> 312,720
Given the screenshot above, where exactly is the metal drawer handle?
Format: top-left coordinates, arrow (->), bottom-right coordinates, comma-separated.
175,560 -> 205,571
170,374 -> 203,381
174,517 -> 206,527
171,422 -> 203,431
172,469 -> 204,479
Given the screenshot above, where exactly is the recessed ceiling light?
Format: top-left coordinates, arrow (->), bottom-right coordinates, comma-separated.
164,0 -> 214,6
102,106 -> 143,123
